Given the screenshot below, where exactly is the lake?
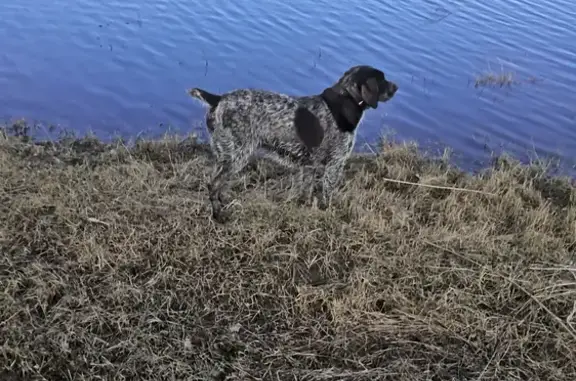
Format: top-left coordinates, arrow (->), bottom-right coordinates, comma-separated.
1,0 -> 575,170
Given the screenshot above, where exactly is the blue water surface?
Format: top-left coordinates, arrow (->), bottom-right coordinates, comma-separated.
1,0 -> 575,170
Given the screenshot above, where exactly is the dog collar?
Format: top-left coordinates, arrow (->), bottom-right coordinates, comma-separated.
320,87 -> 366,133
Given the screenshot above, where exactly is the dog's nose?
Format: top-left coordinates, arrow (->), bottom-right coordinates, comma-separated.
389,82 -> 398,93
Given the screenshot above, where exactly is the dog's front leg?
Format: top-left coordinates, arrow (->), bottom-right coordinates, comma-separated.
319,160 -> 346,210
296,164 -> 321,205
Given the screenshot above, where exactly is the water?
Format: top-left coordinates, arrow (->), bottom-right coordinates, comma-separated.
1,0 -> 575,170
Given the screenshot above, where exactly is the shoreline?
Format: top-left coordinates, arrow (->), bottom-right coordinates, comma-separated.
1,121 -> 576,379
3,118 -> 574,179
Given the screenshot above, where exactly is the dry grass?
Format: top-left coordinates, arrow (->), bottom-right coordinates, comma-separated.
474,71 -> 517,88
474,71 -> 541,88
1,122 -> 576,380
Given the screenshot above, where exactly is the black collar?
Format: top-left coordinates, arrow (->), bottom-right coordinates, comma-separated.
320,87 -> 368,133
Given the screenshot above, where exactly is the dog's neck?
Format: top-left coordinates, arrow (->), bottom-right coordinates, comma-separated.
320,86 -> 369,133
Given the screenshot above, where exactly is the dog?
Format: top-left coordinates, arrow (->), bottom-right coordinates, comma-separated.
188,65 -> 398,223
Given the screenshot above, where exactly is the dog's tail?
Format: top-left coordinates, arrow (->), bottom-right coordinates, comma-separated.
187,88 -> 222,108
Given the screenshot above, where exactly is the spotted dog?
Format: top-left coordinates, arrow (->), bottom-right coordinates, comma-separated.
188,65 -> 399,222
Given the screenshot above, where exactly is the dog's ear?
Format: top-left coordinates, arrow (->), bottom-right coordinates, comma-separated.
294,107 -> 324,150
360,77 -> 379,108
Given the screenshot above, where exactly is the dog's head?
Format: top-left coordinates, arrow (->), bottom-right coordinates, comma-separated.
296,65 -> 398,151
334,65 -> 398,109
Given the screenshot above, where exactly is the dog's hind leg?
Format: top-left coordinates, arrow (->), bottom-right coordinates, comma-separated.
208,130 -> 252,223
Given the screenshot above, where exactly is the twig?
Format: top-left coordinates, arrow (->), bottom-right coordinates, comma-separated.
381,177 -> 497,196
475,345 -> 499,381
505,276 -> 576,342
567,301 -> 576,326
530,266 -> 576,272
86,217 -> 111,227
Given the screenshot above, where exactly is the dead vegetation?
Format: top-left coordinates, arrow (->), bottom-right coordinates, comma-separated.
1,121 -> 576,380
474,71 -> 517,88
473,70 -> 541,88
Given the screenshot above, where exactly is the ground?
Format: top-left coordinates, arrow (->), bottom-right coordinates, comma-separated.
1,122 -> 575,380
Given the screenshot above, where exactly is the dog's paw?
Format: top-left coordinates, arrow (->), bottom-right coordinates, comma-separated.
210,199 -> 228,224
294,193 -> 311,207
211,198 -> 239,223
317,196 -> 332,211
212,209 -> 231,224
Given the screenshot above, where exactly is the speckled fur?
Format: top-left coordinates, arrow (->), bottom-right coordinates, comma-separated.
188,65 -> 399,222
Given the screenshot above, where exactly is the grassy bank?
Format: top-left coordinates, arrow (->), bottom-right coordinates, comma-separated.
1,123 -> 575,380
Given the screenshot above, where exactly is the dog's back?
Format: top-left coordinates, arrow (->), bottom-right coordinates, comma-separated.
190,88 -> 326,149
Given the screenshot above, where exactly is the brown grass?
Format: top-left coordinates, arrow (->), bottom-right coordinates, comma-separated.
474,72 -> 517,88
474,71 -> 541,88
1,122 -> 576,380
